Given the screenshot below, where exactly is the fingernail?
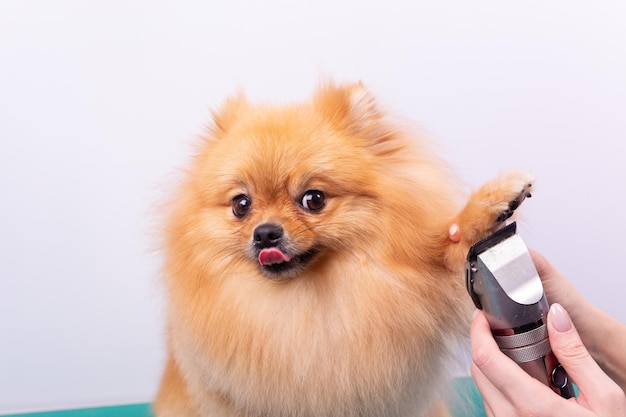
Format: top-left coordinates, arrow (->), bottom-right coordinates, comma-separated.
472,309 -> 480,320
549,303 -> 572,333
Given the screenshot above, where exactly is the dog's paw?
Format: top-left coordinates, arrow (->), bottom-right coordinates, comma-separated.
462,171 -> 534,238
444,171 -> 534,271
495,180 -> 533,223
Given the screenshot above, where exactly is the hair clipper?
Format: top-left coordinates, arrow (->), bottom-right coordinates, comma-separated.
466,222 -> 575,398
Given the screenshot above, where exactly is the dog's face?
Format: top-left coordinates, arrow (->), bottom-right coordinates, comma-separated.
185,84 -> 394,281
233,187 -> 327,278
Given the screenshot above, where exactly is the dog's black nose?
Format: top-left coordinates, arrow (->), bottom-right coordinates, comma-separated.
253,223 -> 284,248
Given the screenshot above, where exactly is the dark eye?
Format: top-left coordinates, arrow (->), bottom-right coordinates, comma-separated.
300,190 -> 326,212
232,194 -> 252,218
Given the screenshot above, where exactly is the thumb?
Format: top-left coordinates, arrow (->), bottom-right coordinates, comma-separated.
547,303 -> 617,405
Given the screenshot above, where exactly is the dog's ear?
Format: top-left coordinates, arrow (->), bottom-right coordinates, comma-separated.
210,92 -> 248,134
314,81 -> 382,136
315,81 -> 403,156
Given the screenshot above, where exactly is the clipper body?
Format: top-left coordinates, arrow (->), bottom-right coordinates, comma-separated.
466,222 -> 575,398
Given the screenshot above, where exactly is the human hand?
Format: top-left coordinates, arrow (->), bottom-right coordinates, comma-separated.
528,249 -> 586,323
470,304 -> 626,416
448,222 -> 585,317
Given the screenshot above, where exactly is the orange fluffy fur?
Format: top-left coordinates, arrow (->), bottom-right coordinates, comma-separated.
154,82 -> 533,417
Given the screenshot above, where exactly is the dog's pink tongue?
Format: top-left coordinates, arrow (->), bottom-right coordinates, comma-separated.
258,248 -> 291,266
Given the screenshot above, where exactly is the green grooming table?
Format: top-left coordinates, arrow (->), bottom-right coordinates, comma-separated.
2,377 -> 486,417
0,404 -> 153,417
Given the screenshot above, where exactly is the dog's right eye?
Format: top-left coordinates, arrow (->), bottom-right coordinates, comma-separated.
232,194 -> 252,218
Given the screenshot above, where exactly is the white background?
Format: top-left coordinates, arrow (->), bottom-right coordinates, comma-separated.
1,0 -> 625,413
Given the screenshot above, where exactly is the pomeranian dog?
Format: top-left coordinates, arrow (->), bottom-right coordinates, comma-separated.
154,81 -> 533,417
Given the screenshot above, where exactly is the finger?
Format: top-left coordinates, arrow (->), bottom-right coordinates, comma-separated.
470,362 -> 510,416
470,310 -> 554,405
547,303 -> 626,411
528,248 -> 550,275
528,249 -> 567,300
483,401 -> 495,417
471,310 -> 601,416
529,249 -> 580,311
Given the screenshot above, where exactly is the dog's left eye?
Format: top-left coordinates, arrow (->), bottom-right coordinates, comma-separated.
300,190 -> 326,212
